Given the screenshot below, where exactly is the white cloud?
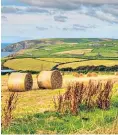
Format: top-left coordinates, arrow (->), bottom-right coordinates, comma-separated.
20,0 -> 118,8
101,5 -> 118,17
95,11 -> 118,24
78,5 -> 118,24
1,6 -> 50,14
2,3 -> 118,24
54,15 -> 68,22
36,26 -> 48,31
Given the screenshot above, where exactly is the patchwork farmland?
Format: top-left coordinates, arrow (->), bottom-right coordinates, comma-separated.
1,38 -> 118,134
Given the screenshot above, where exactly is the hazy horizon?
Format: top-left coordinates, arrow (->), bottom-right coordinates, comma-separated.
2,37 -> 118,44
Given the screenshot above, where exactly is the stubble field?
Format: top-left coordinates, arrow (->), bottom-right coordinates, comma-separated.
1,74 -> 118,134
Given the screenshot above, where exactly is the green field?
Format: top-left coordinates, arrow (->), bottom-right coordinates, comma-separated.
12,38 -> 118,59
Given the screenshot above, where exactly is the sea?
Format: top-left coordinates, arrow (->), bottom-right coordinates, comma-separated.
1,43 -> 13,58
1,43 -> 15,73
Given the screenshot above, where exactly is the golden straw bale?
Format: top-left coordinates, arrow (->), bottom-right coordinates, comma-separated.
87,72 -> 97,77
72,72 -> 80,77
79,73 -> 84,77
73,72 -> 84,77
87,72 -> 92,77
115,72 -> 118,76
91,72 -> 98,77
37,70 -> 62,89
8,72 -> 33,92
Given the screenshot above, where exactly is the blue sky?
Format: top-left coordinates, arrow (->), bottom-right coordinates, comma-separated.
1,0 -> 118,43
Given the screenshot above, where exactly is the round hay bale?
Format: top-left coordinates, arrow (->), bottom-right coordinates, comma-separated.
91,72 -> 98,77
115,72 -> 118,76
72,72 -> 80,77
87,72 -> 92,77
8,72 -> 33,92
73,72 -> 84,78
87,72 -> 97,77
79,73 -> 84,77
37,70 -> 62,89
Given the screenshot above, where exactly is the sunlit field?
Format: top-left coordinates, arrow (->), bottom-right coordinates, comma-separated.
58,60 -> 118,69
2,38 -> 118,134
1,74 -> 118,134
3,58 -> 57,71
36,58 -> 83,63
3,58 -> 118,72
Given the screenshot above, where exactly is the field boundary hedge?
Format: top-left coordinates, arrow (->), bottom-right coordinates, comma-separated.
57,65 -> 118,73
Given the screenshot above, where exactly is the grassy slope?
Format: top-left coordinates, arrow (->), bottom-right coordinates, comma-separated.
14,39 -> 118,59
2,75 -> 118,134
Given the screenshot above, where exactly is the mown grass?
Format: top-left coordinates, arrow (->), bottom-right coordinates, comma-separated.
36,58 -> 82,63
58,60 -> 118,69
3,58 -> 118,72
3,58 -> 57,71
3,58 -> 85,71
54,49 -> 92,55
1,75 -> 66,116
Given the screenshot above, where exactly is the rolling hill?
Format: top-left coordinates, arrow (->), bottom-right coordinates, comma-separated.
1,38 -> 116,52
1,38 -> 118,59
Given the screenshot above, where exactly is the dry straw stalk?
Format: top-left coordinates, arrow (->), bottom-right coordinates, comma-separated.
97,80 -> 113,109
54,82 -> 85,115
54,79 -> 114,115
2,92 -> 18,128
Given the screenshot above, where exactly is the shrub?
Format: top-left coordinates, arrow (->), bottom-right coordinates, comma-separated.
54,80 -> 114,115
59,65 -> 118,72
53,82 -> 85,115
